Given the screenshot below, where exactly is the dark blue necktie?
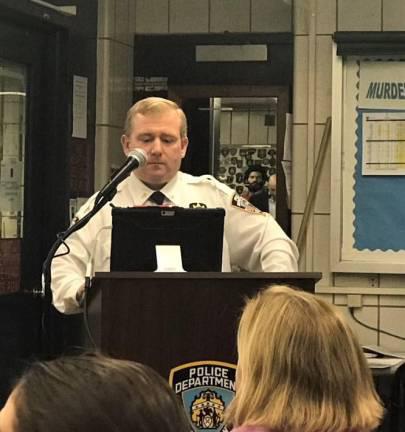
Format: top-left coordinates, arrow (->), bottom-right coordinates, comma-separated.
149,191 -> 166,205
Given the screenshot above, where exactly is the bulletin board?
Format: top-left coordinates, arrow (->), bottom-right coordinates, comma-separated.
331,47 -> 405,273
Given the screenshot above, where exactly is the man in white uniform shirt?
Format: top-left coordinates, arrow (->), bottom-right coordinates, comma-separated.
51,97 -> 298,314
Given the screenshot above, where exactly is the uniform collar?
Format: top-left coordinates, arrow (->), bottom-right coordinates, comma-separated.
123,171 -> 184,206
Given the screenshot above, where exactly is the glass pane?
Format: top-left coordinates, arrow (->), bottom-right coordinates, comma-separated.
213,97 -> 278,215
0,59 -> 26,239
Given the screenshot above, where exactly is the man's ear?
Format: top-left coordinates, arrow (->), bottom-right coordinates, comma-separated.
180,137 -> 189,158
121,134 -> 130,156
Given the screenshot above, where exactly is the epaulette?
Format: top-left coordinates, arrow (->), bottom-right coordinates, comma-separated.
187,174 -> 231,195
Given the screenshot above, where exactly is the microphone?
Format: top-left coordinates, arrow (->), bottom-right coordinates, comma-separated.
96,148 -> 148,202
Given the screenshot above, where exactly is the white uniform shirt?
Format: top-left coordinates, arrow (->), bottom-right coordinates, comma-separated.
51,171 -> 298,313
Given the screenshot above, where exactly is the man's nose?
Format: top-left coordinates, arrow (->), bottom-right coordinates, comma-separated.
150,138 -> 163,154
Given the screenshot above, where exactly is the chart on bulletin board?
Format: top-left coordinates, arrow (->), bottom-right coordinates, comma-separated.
332,57 -> 405,272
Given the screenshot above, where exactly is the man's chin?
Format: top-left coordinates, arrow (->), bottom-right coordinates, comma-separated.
136,172 -> 170,189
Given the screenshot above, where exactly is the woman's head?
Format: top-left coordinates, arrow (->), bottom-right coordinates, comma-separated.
226,285 -> 383,432
1,353 -> 189,432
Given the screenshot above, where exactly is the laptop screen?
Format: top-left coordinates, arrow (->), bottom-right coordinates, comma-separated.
110,206 -> 225,272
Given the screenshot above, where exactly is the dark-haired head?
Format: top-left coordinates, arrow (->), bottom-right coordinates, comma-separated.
0,353 -> 189,432
243,165 -> 269,183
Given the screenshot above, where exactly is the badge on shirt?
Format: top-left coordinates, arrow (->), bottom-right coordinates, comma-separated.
231,194 -> 265,215
189,202 -> 207,208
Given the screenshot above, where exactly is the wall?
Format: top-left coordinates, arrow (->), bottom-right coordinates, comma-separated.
96,0 -> 405,351
292,0 -> 405,351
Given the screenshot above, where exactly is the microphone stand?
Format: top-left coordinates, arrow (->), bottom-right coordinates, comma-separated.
41,188 -> 116,299
39,189 -> 116,355
39,148 -> 146,354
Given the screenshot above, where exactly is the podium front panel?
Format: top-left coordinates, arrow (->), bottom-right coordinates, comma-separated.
88,272 -> 321,380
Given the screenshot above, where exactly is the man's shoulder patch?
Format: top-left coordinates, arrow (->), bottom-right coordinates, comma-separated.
231,194 -> 265,215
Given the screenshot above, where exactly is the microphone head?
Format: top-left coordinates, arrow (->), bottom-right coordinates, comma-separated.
128,148 -> 148,167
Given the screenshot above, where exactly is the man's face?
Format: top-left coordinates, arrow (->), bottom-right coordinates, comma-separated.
121,110 -> 188,189
246,171 -> 264,192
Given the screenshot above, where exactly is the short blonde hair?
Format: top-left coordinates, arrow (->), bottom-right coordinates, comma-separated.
226,285 -> 383,432
123,97 -> 188,138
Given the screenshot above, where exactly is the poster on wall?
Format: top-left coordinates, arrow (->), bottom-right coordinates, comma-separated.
332,56 -> 405,272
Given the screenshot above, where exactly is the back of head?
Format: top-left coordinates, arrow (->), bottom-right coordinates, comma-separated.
13,353 -> 189,432
124,96 -> 188,138
226,285 -> 383,432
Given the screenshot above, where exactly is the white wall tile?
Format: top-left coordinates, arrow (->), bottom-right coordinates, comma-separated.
380,274 -> 405,288
108,127 -> 127,168
337,0 -> 381,31
115,0 -> 132,45
313,124 -> 331,214
210,0 -> 250,33
291,124 -> 307,213
169,0 -> 209,33
334,273 -> 378,287
314,292 -> 334,303
135,0 -> 169,34
293,36 -> 309,124
380,296 -> 405,307
380,307 -> 405,351
248,112 -> 268,145
251,0 -> 292,32
129,1 -> 137,36
383,0 -> 405,31
337,305 -> 379,345
96,39 -> 112,126
220,111 -> 231,145
313,214 -> 331,286
333,294 -> 378,306
315,36 -> 332,124
94,125 -> 124,189
316,0 -> 336,34
294,0 -> 310,35
98,0 -> 115,39
111,42 -> 134,127
268,125 -> 276,146
231,112 -> 249,145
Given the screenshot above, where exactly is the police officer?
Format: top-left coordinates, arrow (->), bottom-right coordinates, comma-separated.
51,97 -> 299,314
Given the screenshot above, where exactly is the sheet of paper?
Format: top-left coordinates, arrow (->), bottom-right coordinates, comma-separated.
72,75 -> 88,139
362,111 -> 405,175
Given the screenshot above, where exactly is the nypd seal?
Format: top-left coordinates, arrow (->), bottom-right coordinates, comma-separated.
169,360 -> 236,432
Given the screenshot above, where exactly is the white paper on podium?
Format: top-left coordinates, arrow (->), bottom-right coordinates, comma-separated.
155,245 -> 185,272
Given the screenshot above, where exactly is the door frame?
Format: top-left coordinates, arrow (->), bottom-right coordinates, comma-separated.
0,9 -> 70,293
168,85 -> 291,235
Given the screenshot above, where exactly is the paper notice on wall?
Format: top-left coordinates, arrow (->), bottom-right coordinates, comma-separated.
362,111 -> 405,175
72,75 -> 88,139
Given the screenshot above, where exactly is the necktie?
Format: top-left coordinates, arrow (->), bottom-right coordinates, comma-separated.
149,191 -> 166,205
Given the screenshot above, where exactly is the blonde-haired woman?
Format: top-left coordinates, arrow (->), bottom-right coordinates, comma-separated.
226,285 -> 383,432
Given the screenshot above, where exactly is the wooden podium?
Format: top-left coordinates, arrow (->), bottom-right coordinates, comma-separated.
88,272 -> 321,380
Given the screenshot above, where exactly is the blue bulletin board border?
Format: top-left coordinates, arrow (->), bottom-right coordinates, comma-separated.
353,108 -> 405,251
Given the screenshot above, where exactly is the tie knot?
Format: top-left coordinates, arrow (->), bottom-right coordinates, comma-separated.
149,191 -> 166,205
